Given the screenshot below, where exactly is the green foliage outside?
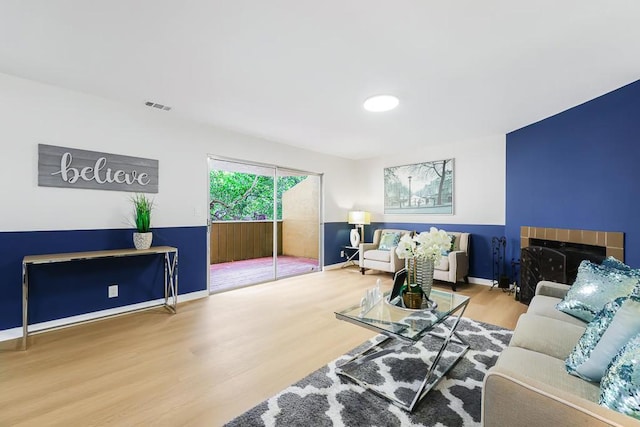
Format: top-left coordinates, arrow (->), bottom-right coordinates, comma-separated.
210,171 -> 306,221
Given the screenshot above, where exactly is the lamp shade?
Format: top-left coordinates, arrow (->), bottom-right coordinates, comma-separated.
348,211 -> 371,225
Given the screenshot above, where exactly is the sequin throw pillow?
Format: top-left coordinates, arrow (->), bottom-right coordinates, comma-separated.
566,296 -> 640,382
599,333 -> 640,420
556,260 -> 640,322
441,234 -> 457,256
378,231 -> 402,251
601,256 -> 633,272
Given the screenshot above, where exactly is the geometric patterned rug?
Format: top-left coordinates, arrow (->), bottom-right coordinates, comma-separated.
225,318 -> 512,427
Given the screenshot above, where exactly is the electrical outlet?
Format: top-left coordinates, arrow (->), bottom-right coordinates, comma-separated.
340,250 -> 345,258
108,284 -> 118,298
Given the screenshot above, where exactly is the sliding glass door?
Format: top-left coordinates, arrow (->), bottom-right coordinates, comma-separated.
276,169 -> 321,280
208,157 -> 322,293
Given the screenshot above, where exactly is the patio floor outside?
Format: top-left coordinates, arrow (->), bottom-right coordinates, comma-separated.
210,256 -> 320,293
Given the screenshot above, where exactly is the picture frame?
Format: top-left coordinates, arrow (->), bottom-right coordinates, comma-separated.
384,158 -> 454,214
390,268 -> 407,301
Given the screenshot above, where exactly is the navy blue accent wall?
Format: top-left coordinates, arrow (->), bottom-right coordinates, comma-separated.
506,79 -> 640,266
0,226 -> 207,331
323,222 -> 354,265
323,221 -> 504,280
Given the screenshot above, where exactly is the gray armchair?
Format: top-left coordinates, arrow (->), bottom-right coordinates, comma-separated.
359,229 -> 412,275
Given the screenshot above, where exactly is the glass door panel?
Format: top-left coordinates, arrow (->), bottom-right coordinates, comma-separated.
208,158 -> 276,293
275,168 -> 321,279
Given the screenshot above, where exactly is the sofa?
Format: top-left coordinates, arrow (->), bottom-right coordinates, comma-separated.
482,280 -> 640,427
359,229 -> 411,274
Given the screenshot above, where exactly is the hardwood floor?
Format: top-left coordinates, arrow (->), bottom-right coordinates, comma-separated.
0,268 -> 527,426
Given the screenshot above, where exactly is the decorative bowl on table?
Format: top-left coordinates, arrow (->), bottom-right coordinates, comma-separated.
385,294 -> 438,312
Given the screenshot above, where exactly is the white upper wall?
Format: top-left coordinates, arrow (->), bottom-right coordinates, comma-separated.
0,72 -> 506,232
355,135 -> 506,225
0,72 -> 356,232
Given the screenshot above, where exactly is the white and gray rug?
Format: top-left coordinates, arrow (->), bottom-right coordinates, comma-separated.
225,318 -> 512,427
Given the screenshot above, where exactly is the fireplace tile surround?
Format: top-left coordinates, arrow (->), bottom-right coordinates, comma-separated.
520,226 -> 624,262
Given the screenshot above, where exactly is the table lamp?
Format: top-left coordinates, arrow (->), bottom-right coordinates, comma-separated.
348,211 -> 371,247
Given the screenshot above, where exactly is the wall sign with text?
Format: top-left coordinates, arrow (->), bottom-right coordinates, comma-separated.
38,144 -> 159,193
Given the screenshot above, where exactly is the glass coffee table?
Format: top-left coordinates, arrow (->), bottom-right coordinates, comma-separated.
335,288 -> 470,412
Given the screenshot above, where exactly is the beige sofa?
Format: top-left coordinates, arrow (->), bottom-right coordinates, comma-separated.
359,229 -> 411,274
482,281 -> 640,427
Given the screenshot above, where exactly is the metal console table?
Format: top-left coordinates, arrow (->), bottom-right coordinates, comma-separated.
21,246 -> 178,350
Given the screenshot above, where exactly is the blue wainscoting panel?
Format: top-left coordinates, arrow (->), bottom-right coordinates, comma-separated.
0,226 -> 207,331
323,222 -> 354,266
506,79 -> 640,267
323,221 -> 505,280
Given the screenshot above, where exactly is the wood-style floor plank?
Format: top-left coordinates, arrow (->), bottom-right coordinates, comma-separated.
0,268 -> 527,426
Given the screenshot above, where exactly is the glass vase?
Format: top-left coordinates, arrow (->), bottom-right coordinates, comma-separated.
408,257 -> 435,299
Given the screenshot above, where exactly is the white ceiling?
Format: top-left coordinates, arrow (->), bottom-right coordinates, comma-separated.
1,1 -> 639,160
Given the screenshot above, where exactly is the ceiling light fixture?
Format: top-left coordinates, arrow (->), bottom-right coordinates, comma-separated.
363,95 -> 399,112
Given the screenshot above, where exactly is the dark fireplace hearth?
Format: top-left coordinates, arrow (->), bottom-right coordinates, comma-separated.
520,241 -> 606,304
518,227 -> 624,304
520,247 -> 566,304
529,238 -> 606,284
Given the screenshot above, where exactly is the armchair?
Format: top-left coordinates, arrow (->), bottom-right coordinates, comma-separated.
359,229 -> 412,275
433,232 -> 470,291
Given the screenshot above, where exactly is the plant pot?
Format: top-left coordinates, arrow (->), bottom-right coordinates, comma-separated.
133,232 -> 153,250
403,291 -> 423,309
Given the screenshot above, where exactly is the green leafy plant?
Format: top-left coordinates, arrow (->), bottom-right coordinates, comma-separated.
132,193 -> 154,233
209,171 -> 306,221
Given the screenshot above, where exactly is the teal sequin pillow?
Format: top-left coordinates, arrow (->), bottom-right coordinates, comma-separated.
441,234 -> 457,256
378,231 -> 402,251
601,257 -> 640,299
566,296 -> 640,382
556,260 -> 640,322
602,256 -> 633,271
599,333 -> 640,420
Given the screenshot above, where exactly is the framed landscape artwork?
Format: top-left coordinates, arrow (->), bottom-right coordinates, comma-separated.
384,158 -> 454,214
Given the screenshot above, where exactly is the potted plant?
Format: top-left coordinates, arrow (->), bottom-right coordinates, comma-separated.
396,227 -> 452,308
132,193 -> 154,250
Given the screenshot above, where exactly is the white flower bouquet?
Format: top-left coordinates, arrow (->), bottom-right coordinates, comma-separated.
396,227 -> 452,263
395,227 -> 452,298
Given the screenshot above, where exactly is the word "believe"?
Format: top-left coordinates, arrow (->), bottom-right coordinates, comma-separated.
51,152 -> 150,186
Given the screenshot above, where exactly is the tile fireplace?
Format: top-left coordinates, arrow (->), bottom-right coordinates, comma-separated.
518,227 -> 624,303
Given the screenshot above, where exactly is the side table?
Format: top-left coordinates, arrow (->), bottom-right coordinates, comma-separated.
341,245 -> 360,268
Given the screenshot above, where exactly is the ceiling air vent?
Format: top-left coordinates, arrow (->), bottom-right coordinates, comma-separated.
144,101 -> 172,111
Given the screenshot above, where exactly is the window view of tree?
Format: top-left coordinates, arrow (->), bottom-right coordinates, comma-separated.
210,171 -> 306,221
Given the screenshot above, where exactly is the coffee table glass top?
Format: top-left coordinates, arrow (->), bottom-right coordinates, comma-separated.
335,288 -> 470,342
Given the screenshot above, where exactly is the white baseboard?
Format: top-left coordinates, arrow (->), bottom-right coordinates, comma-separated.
468,277 -> 493,286
324,262 -> 349,270
0,289 -> 209,343
324,264 -> 493,286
